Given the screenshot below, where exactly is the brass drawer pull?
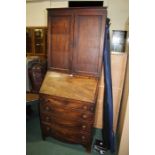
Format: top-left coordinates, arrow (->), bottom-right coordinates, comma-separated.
90,106 -> 94,112
81,136 -> 85,140
42,99 -> 50,104
46,126 -> 50,131
82,125 -> 86,129
46,99 -> 50,103
45,106 -> 50,111
46,116 -> 50,121
83,105 -> 87,110
82,114 -> 87,119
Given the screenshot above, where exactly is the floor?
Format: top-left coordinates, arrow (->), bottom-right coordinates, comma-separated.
26,101 -> 116,155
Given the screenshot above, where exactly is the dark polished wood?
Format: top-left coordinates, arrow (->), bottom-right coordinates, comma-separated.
47,8 -> 107,77
39,71 -> 98,151
39,7 -> 107,152
73,13 -> 106,76
48,13 -> 74,72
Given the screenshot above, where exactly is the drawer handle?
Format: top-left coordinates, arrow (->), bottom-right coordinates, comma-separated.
90,106 -> 94,112
46,99 -> 50,103
46,126 -> 50,131
82,125 -> 86,129
45,106 -> 50,111
81,136 -> 85,140
46,116 -> 50,121
82,114 -> 87,119
83,105 -> 87,110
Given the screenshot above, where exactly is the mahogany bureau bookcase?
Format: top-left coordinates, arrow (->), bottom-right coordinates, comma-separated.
39,7 -> 107,152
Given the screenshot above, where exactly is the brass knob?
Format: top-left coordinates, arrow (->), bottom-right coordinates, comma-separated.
82,125 -> 86,129
90,107 -> 94,111
46,116 -> 50,121
81,136 -> 85,140
83,105 -> 87,110
45,106 -> 50,111
82,114 -> 87,119
46,100 -> 50,103
46,127 -> 50,131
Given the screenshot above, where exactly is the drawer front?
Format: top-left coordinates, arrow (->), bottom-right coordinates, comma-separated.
41,123 -> 91,145
40,95 -> 95,113
40,113 -> 93,133
40,104 -> 94,122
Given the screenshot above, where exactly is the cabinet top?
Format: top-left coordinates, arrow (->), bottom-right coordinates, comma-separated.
40,71 -> 98,103
47,7 -> 107,12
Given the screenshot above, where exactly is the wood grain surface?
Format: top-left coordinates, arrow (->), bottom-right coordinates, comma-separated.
47,8 -> 107,77
94,53 -> 128,131
40,71 -> 98,102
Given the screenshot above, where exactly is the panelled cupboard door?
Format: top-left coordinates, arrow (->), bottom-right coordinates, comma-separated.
73,11 -> 106,77
47,8 -> 107,77
48,11 -> 74,73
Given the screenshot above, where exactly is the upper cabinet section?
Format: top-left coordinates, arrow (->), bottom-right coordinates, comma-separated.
47,8 -> 107,77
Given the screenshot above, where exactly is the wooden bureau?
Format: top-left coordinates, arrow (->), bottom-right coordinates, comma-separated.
39,71 -> 98,151
39,7 -> 107,152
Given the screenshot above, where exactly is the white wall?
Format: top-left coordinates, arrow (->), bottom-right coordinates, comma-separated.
108,0 -> 129,31
26,1 -> 68,26
26,0 -> 129,31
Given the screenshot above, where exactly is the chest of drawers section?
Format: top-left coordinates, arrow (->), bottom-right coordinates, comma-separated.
39,94 -> 96,151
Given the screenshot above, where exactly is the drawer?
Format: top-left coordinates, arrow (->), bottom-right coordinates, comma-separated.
41,123 -> 91,144
40,106 -> 94,123
40,96 -> 95,113
40,113 -> 93,133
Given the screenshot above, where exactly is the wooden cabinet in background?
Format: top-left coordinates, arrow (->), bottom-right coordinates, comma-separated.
26,27 -> 47,59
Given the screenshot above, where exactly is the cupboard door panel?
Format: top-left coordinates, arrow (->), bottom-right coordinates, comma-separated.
48,15 -> 73,72
73,15 -> 105,77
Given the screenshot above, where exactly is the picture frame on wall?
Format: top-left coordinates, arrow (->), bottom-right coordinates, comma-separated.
111,30 -> 127,53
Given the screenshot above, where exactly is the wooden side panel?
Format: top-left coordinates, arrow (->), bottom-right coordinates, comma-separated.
94,67 -> 104,128
48,14 -> 73,72
117,100 -> 129,155
94,53 -> 128,132
112,53 -> 127,131
73,14 -> 106,77
117,57 -> 129,155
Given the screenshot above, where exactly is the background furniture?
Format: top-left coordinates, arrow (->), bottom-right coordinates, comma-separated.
26,56 -> 47,93
26,56 -> 40,92
39,7 -> 107,152
26,57 -> 46,119
29,61 -> 47,93
26,27 -> 47,60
